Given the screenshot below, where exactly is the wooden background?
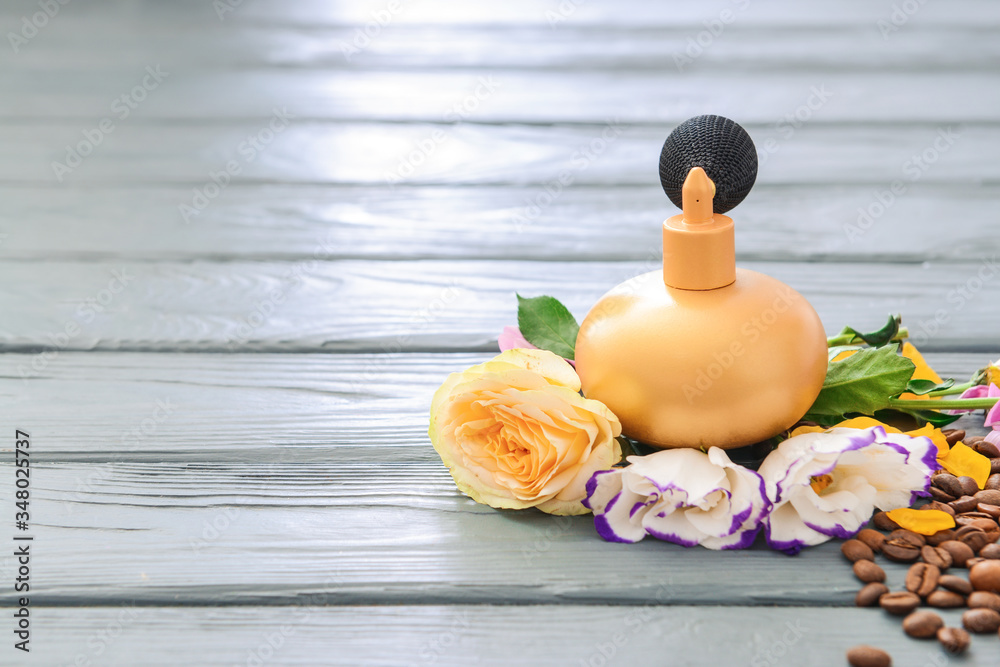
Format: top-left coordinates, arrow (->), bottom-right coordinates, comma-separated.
1,0 -> 999,664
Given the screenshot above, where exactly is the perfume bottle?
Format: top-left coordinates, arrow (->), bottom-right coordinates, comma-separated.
575,115 -> 828,449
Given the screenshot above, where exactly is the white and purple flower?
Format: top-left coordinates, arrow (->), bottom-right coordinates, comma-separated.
583,447 -> 770,550
757,426 -> 938,555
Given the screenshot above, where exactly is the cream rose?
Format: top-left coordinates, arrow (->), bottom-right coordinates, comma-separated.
429,348 -> 622,515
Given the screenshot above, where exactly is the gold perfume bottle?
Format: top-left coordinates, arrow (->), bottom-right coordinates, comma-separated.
574,116 -> 828,449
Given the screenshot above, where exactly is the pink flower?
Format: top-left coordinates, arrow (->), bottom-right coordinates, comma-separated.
498,326 -> 536,352
985,384 -> 1000,427
946,385 -> 992,414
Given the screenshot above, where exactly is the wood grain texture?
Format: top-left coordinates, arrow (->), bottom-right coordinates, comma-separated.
2,184 -> 997,262
0,259 -> 998,352
6,122 -> 994,187
3,352 -> 991,461
12,605 -> 1000,667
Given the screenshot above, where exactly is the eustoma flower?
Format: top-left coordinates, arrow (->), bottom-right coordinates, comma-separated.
584,448 -> 769,549
429,348 -> 621,515
757,426 -> 938,554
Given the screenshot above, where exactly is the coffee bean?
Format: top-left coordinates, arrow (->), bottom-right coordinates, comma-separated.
882,539 -> 921,563
970,560 -> 1000,592
993,459 -> 1000,475
987,473 -> 1000,491
936,626 -> 970,654
968,591 -> 1000,612
950,496 -> 979,514
854,559 -> 886,583
975,489 -> 1000,506
902,610 -> 944,638
929,487 -> 956,503
927,589 -> 967,608
856,582 -> 890,607
857,528 -> 886,554
922,500 -> 956,516
872,511 -> 901,532
981,543 -> 1000,559
978,503 -> 1000,520
842,539 -> 875,563
846,645 -> 891,667
943,429 -> 966,445
880,591 -> 921,615
933,473 -> 965,499
905,562 -> 941,597
921,545 -> 952,570
939,574 -> 973,595
975,440 -> 1000,459
956,517 -> 998,532
926,529 -> 957,546
940,540 -> 976,567
888,529 -> 925,548
959,476 -> 980,496
958,529 -> 992,554
967,557 -> 987,569
962,608 -> 1000,633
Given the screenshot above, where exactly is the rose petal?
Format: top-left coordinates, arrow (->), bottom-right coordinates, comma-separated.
884,508 -> 956,535
498,325 -> 536,352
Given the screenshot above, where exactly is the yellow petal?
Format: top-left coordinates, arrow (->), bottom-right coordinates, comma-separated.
836,416 -> 901,433
831,349 -> 857,363
884,508 -> 956,536
898,342 -> 943,400
906,424 -> 950,459
491,348 -> 581,391
939,442 -> 992,489
789,424 -> 826,437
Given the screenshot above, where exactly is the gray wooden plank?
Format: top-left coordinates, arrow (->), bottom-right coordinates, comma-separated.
1,184 -> 996,262
0,259 -> 997,352
3,122 -> 991,187
3,69 -> 998,125
3,352 -> 990,461
10,605 -> 1000,667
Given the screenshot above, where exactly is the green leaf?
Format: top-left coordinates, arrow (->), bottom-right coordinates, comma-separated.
838,314 -> 901,348
805,344 -> 916,420
878,408 -> 962,428
516,294 -> 580,360
904,378 -> 955,396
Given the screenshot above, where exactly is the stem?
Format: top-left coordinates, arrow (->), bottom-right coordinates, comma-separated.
887,397 -> 999,410
926,380 -> 975,398
826,327 -> 910,347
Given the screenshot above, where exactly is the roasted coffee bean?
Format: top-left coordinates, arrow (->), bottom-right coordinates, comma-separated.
927,589 -> 967,608
967,557 -> 987,569
926,529 -> 957,546
880,591 -> 921,615
846,645 -> 891,667
956,517 -> 998,532
943,429 -> 966,445
950,496 -> 980,514
842,539 -> 875,563
992,459 -> 1000,475
929,487 -> 957,503
857,528 -> 886,554
856,582 -> 890,607
970,560 -> 1000,592
958,529 -> 992,554
965,435 -> 985,445
902,610 -> 944,639
854,559 -> 886,583
941,540 -> 976,567
939,573 -> 973,595
936,626 -> 970,654
962,608 -> 1000,633
974,440 -> 1000,459
975,489 -> 1000,506
882,539 -> 921,563
933,473 -> 965,499
968,591 -> 1000,612
872,511 -> 901,532
981,543 -> 1000,559
923,500 -> 956,516
978,503 -> 1000,520
888,529 -> 925,548
921,545 -> 952,570
987,473 -> 1000,491
959,476 -> 981,496
905,562 -> 941,597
